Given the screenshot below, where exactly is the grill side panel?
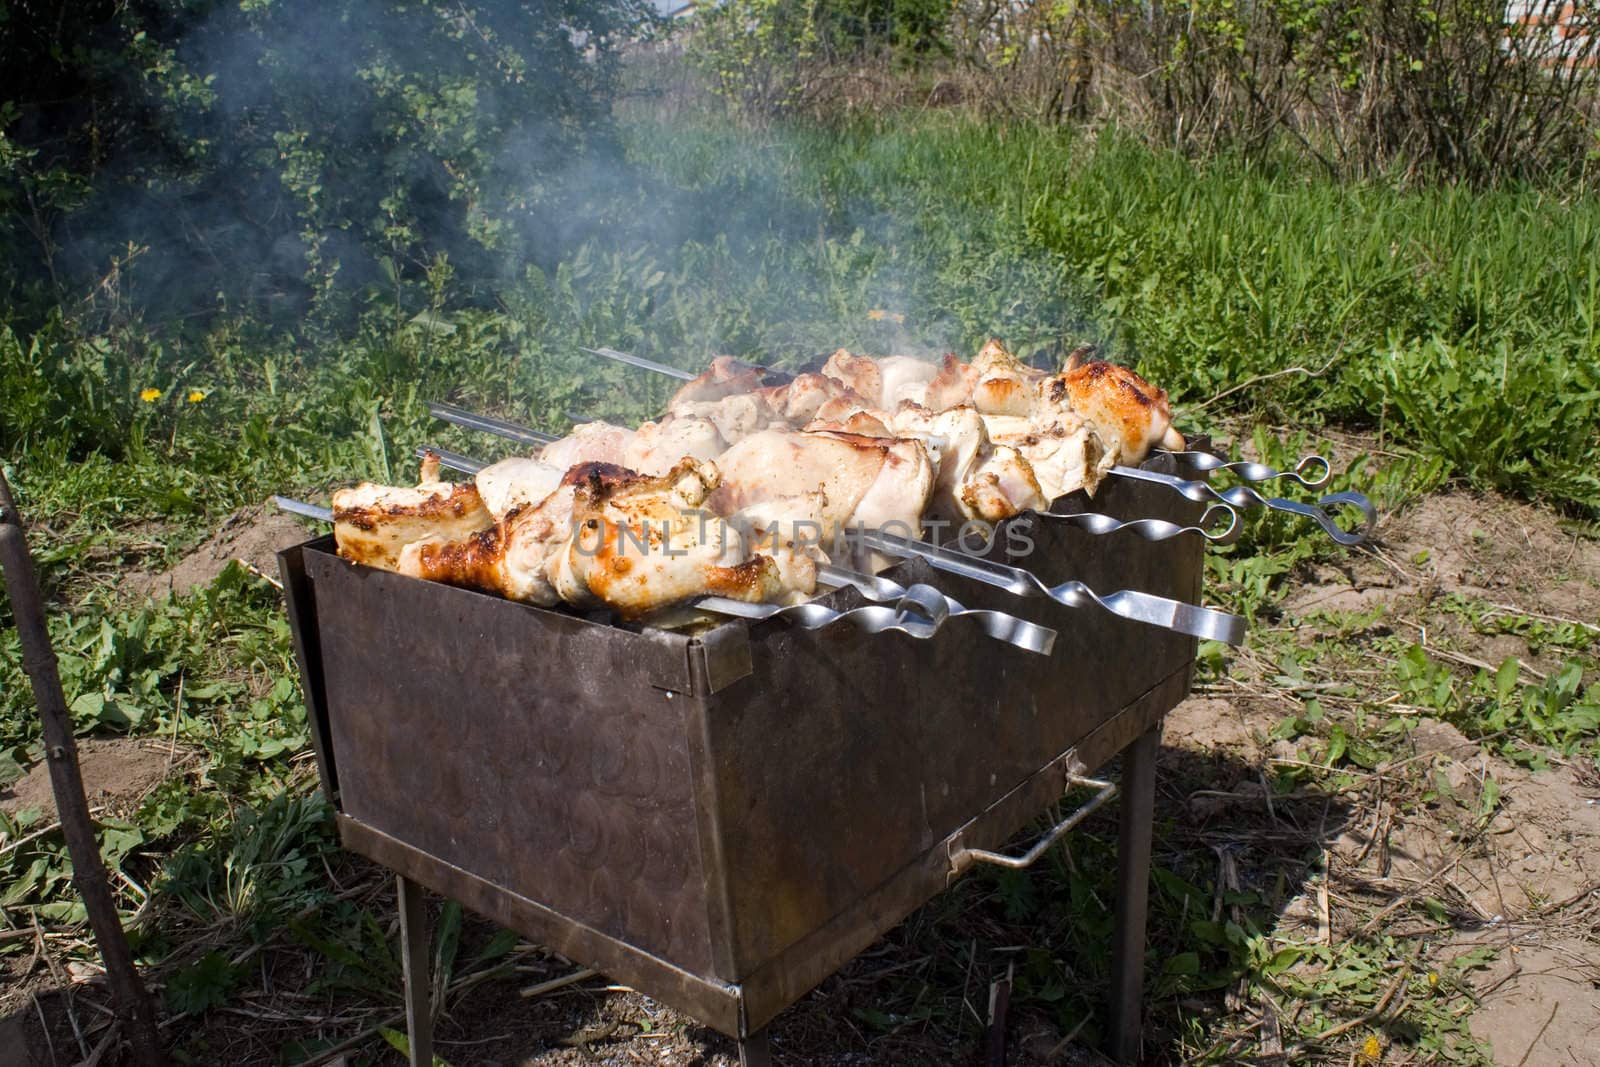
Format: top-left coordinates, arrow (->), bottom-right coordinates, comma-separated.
696,475 -> 1204,979
302,549 -> 718,976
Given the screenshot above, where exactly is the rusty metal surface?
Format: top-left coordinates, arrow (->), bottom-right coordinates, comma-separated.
280,539 -> 340,802
688,472 -> 1204,980
337,814 -> 746,1035
279,451 -> 1209,1039
732,666 -> 1188,1035
305,548 -> 721,973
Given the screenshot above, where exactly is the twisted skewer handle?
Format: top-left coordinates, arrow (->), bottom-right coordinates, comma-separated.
816,565 -> 1057,654
697,583 -> 1054,653
859,529 -> 1247,645
1034,503 -> 1243,544
1111,466 -> 1376,546
1155,451 -> 1333,489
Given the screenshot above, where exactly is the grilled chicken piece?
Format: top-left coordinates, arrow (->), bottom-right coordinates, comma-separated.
548,458 -> 800,618
981,413 -> 1114,501
668,355 -> 768,405
623,414 -> 729,476
709,429 -> 935,545
1043,355 -> 1184,461
332,452 -> 494,570
924,353 -> 980,411
878,355 -> 939,409
759,371 -> 870,425
539,421 -> 635,470
820,349 -> 883,407
669,392 -> 783,445
815,350 -> 939,410
473,457 -> 564,519
969,338 -> 1046,416
399,463 -> 599,605
889,406 -> 1048,523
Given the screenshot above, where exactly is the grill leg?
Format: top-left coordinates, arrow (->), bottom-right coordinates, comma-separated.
398,875 -> 434,1067
1108,726 -> 1159,1064
738,1027 -> 773,1067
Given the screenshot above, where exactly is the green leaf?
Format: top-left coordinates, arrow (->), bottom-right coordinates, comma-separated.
1325,724 -> 1348,766
1164,952 -> 1201,976
166,951 -> 241,1014
1263,946 -> 1303,975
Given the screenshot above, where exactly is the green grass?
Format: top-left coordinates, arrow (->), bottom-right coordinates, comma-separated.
1,113 -> 1597,1064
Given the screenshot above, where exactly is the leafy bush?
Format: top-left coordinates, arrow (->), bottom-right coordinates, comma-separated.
0,0 -> 654,324
680,0 -> 1600,184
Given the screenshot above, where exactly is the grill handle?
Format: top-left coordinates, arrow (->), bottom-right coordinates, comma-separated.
949,774 -> 1118,875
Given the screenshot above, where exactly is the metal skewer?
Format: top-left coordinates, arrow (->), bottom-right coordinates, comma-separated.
1154,450 -> 1333,489
1109,466 -> 1376,546
1034,504 -> 1243,545
698,583 -> 1056,653
858,527 -> 1248,646
428,401 -> 559,446
274,496 -> 334,523
580,346 -> 696,380
428,403 -> 1244,544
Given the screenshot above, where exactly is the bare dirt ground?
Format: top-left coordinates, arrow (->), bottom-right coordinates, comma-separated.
0,738 -> 176,822
4,485 -> 1598,1065
127,504 -> 310,599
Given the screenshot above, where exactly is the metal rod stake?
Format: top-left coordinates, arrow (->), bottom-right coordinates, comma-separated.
1108,726 -> 1159,1064
0,470 -> 166,1067
398,875 -> 434,1067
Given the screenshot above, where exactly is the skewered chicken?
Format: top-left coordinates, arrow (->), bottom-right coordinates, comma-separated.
709,428 -> 935,545
668,355 -> 768,405
330,337 -> 1188,620
549,458 -> 806,618
393,458 -> 810,618
504,341 -> 1168,539
1046,349 -> 1185,457
539,420 -> 634,470
331,452 -> 493,570
473,456 -> 565,518
398,461 -> 592,605
622,415 -> 729,476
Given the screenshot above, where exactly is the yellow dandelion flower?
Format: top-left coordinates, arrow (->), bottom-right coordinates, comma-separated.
891,313 -> 906,324
867,309 -> 887,321
140,388 -> 161,403
1362,1033 -> 1382,1060
187,390 -> 206,403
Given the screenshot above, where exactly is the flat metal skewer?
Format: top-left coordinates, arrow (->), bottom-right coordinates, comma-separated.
858,527 -> 1248,646
1154,450 -> 1333,489
1035,503 -> 1243,545
697,582 -> 1055,653
1110,465 -> 1376,546
580,346 -> 696,380
428,401 -> 559,446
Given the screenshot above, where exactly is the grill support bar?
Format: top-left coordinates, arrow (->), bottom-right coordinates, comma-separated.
398,876 -> 434,1067
1109,725 -> 1160,1063
738,1029 -> 773,1067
